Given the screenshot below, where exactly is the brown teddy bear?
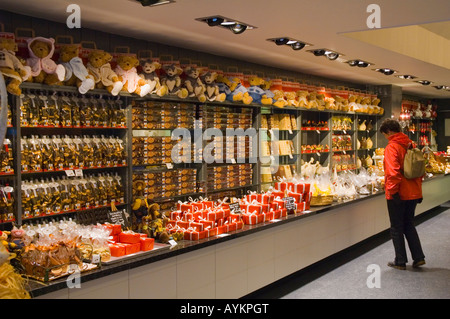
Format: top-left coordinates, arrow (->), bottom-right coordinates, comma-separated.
160,63 -> 188,99
0,37 -> 30,95
115,55 -> 151,97
285,91 -> 299,107
183,65 -> 206,102
58,44 -> 95,94
307,92 -> 319,109
26,37 -> 65,85
296,90 -> 309,108
201,70 -> 226,102
86,50 -> 123,95
139,58 -> 167,96
247,76 -> 273,105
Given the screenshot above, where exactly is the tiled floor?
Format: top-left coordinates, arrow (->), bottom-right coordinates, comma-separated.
244,202 -> 450,299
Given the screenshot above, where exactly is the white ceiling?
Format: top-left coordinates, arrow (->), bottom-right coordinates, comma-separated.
2,0 -> 450,99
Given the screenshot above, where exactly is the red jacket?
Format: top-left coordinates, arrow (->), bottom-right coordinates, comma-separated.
384,132 -> 422,200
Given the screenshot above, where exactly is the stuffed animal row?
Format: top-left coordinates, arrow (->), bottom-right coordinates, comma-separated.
0,34 -> 382,114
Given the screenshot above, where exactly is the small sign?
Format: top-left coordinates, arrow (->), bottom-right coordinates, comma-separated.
107,209 -> 130,228
229,202 -> 242,214
283,197 -> 296,210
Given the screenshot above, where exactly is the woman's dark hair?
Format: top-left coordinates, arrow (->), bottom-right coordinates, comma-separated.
379,118 -> 401,134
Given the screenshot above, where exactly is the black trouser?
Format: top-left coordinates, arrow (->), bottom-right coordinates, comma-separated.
386,199 -> 425,265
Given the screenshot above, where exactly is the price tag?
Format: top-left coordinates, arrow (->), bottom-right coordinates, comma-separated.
65,170 -> 75,177
230,158 -> 236,164
343,130 -> 347,134
229,202 -> 242,214
289,129 -> 293,134
283,197 -> 296,210
316,130 -> 320,134
166,163 -> 174,169
169,239 -> 178,248
75,169 -> 83,177
91,254 -> 100,264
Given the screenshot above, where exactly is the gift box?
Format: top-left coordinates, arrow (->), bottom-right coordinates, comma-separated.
201,210 -> 224,221
182,211 -> 202,222
296,201 -> 306,212
169,211 -> 184,220
228,213 -> 241,223
119,232 -> 141,244
280,208 -> 288,217
270,202 -> 280,211
124,243 -> 141,255
205,227 -> 217,237
258,193 -> 274,204
200,200 -> 214,209
287,191 -> 303,203
109,244 -> 126,257
271,190 -> 284,198
273,209 -> 282,219
140,237 -> 154,251
289,183 -> 311,193
263,211 -> 274,221
183,229 -> 207,241
246,192 -> 259,202
235,220 -> 244,230
191,201 -> 204,211
198,218 -> 215,229
274,181 -> 293,192
274,198 -> 285,209
303,191 -> 313,203
177,202 -> 195,213
242,213 -> 265,225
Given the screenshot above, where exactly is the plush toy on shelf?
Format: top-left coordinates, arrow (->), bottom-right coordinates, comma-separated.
307,92 -> 319,109
139,58 -> 167,96
160,63 -> 188,99
86,50 -> 123,96
58,44 -> 95,94
296,90 -> 309,108
183,65 -> 206,102
0,37 -> 30,95
202,70 -> 226,102
115,55 -> 151,97
0,240 -> 30,299
26,37 -> 65,85
217,73 -> 253,104
247,75 -> 273,105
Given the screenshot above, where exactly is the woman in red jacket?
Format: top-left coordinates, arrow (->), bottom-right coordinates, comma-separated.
380,118 -> 425,270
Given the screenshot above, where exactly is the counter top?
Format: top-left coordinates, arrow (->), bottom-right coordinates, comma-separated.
26,173 -> 448,297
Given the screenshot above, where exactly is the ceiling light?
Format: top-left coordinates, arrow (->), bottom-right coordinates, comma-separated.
313,49 -> 326,56
397,75 -> 417,80
268,38 -> 310,51
230,23 -> 247,34
274,38 -> 289,45
135,0 -> 174,6
416,80 -> 432,86
433,85 -> 449,90
325,50 -> 339,60
196,16 -> 255,34
291,42 -> 306,50
206,17 -> 224,26
375,68 -> 396,75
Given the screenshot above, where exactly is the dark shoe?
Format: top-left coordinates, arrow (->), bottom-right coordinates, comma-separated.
388,261 -> 406,270
412,259 -> 426,268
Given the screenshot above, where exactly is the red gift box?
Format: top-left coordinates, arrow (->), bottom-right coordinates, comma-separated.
289,183 -> 311,193
191,202 -> 204,210
202,210 -> 224,221
183,230 -> 207,241
109,244 -> 126,257
242,213 -> 264,225
205,227 -> 217,237
177,202 -> 195,213
200,200 -> 214,209
246,192 -> 259,202
263,211 -> 274,221
258,193 -> 274,204
272,190 -> 285,198
296,201 -> 306,212
275,181 -> 293,192
247,204 -> 262,215
198,218 -> 215,229
169,211 -> 183,220
119,232 -> 141,244
235,220 -> 244,230
182,211 -> 202,222
287,191 -> 303,203
228,213 -> 241,223
303,191 -> 313,203
274,199 -> 285,209
280,208 -> 288,217
270,202 -> 280,211
140,237 -> 154,251
273,209 -> 281,219
123,243 -> 141,255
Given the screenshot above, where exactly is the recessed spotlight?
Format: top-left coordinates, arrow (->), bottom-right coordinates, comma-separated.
347,59 -> 371,67
375,68 -> 396,75
206,17 -> 224,26
416,80 -> 432,86
433,85 -> 450,90
313,49 -> 326,56
196,16 -> 256,34
308,49 -> 342,60
135,0 -> 174,6
274,38 -> 289,45
291,42 -> 306,50
267,38 -> 310,51
230,23 -> 247,34
397,75 -> 417,80
325,51 -> 339,60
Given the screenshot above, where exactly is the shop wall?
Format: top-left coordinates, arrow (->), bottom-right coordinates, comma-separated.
436,99 -> 450,151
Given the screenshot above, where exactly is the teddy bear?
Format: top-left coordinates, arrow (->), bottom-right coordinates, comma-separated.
201,70 -> 226,102
334,95 -> 349,111
307,92 -> 319,109
296,90 -> 309,108
348,95 -> 359,112
86,50 -> 123,96
324,96 -> 337,110
247,76 -> 272,105
115,55 -> 151,97
217,74 -> 253,104
316,93 -> 326,110
0,37 -> 30,96
58,44 -> 95,94
285,91 -> 299,107
138,58 -> 167,96
183,65 -> 206,102
260,79 -> 275,101
160,63 -> 188,99
272,89 -> 287,108
26,37 -> 65,85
